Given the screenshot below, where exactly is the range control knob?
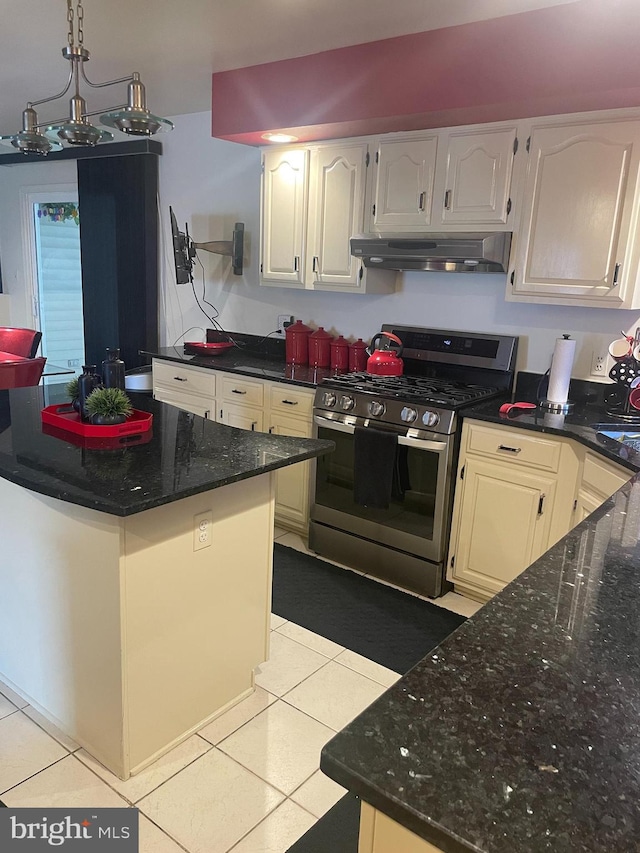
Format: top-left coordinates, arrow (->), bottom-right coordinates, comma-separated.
340,395 -> 355,411
400,406 -> 418,423
368,400 -> 386,417
321,391 -> 337,408
422,410 -> 440,428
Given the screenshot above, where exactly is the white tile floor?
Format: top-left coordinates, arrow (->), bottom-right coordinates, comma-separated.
0,530 -> 482,853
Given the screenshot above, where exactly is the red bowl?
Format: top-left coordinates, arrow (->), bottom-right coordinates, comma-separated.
184,341 -> 234,356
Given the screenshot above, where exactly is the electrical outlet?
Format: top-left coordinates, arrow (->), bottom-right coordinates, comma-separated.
277,314 -> 294,336
590,349 -> 610,377
193,510 -> 213,551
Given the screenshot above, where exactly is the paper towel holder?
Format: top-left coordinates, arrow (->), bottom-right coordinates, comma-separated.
539,333 -> 575,414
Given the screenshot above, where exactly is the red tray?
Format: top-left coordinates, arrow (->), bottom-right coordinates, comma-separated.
41,404 -> 153,437
42,421 -> 153,450
184,341 -> 234,356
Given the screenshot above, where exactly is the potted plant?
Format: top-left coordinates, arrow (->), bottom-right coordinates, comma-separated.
85,387 -> 133,425
66,377 -> 81,413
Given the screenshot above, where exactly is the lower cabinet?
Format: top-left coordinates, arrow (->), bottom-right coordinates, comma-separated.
153,360 -> 315,535
359,803 -> 444,853
448,419 -> 632,602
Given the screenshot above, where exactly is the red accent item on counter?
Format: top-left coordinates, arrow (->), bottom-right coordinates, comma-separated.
285,320 -> 312,365
348,338 -> 368,372
41,404 -> 153,438
330,335 -> 349,371
308,327 -> 332,368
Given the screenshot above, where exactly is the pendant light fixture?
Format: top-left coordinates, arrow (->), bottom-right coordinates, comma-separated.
0,0 -> 173,156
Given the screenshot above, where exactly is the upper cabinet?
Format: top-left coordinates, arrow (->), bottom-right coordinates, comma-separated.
508,118 -> 640,308
260,142 -> 395,294
439,127 -> 517,225
367,125 -> 517,232
370,134 -> 438,230
260,148 -> 308,286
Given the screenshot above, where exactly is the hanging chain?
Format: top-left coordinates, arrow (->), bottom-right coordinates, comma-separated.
67,0 -> 74,47
65,0 -> 84,48
77,0 -> 84,47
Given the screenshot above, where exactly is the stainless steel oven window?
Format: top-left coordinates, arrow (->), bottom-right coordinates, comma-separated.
312,417 -> 454,564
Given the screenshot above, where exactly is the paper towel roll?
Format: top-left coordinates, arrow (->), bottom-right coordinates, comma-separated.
547,336 -> 576,404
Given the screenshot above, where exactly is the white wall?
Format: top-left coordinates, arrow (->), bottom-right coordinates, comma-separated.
0,159 -> 77,328
158,111 -> 640,380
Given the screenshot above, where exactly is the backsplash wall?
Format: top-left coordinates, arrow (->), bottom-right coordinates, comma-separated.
158,110 -> 640,379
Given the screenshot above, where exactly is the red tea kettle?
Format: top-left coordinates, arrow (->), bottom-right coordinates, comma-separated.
366,332 -> 404,376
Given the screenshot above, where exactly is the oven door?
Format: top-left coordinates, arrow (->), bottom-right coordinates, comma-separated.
311,414 -> 454,564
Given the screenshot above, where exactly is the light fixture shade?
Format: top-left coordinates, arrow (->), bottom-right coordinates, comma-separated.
0,130 -> 62,155
45,123 -> 113,147
100,108 -> 174,136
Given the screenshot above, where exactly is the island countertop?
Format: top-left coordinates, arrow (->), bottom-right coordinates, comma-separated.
321,391 -> 640,853
0,385 -> 333,516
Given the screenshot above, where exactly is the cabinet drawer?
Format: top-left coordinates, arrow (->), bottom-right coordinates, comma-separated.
154,388 -> 214,420
221,375 -> 264,407
582,452 -> 631,500
466,423 -> 561,472
153,361 -> 216,398
269,385 -> 314,417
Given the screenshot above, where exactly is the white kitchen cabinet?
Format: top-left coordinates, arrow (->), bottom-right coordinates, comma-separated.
368,125 -> 517,232
370,134 -> 439,230
152,359 -> 216,419
439,126 -> 517,225
573,449 -> 632,523
508,118 -> 640,307
359,803 -> 444,853
260,147 -> 308,286
154,362 -> 317,534
447,420 -> 580,601
260,142 -> 396,294
267,384 -> 315,533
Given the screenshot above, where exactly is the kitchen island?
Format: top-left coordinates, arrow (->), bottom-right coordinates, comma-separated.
321,399 -> 640,853
0,385 -> 332,780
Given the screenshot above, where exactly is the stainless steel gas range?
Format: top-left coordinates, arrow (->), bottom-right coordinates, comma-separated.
309,325 -> 518,598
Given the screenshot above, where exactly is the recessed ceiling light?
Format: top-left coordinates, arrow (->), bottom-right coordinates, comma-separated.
261,132 -> 299,143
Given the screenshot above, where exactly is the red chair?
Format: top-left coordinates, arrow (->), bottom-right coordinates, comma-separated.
0,357 -> 47,389
0,327 -> 42,359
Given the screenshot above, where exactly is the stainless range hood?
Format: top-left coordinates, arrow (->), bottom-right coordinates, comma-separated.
350,232 -> 512,273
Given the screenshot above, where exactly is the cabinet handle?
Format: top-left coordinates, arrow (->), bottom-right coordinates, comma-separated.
538,494 -> 546,515
281,399 -> 298,406
613,262 -> 621,287
204,410 -> 210,419
251,422 -> 257,431
312,256 -> 319,273
268,426 -> 274,434
418,191 -> 426,212
231,389 -> 247,395
444,189 -> 452,210
173,376 -> 187,382
294,255 -> 300,272
498,444 -> 521,454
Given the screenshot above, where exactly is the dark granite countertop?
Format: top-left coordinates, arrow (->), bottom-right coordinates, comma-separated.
141,342 -> 336,389
0,385 -> 333,517
321,382 -> 640,853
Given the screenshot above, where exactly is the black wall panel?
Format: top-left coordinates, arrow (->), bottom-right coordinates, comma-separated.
77,153 -> 158,370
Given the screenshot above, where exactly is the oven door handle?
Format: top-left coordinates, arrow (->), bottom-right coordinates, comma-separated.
313,415 -> 447,452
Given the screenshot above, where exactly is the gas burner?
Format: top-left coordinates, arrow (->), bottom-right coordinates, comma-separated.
323,372 -> 500,408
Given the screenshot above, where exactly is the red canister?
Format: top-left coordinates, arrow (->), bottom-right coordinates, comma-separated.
308,327 -> 332,368
285,320 -> 312,365
348,338 -> 368,372
330,335 -> 349,372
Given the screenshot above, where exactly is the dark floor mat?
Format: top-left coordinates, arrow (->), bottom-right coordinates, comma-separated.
272,543 -> 466,674
287,792 -> 360,853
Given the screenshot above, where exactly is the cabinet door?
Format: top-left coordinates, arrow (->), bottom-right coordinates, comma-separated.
511,120 -> 640,306
261,148 -> 308,286
440,127 -> 516,224
219,403 -> 264,432
372,135 -> 438,230
307,143 -> 368,290
449,458 -> 556,597
269,411 -> 312,531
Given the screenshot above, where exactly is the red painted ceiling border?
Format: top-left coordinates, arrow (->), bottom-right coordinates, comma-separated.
211,0 -> 640,146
